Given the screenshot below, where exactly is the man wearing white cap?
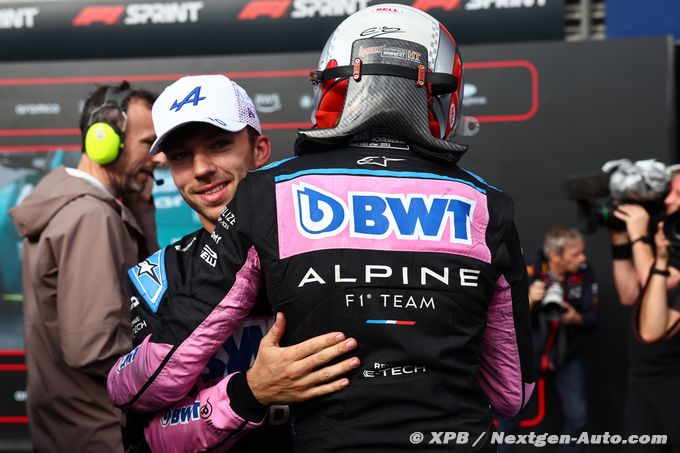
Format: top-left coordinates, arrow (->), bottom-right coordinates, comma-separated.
109,75 -> 359,452
108,0 -> 537,449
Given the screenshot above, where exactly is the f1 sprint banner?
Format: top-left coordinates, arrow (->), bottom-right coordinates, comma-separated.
0,0 -> 564,61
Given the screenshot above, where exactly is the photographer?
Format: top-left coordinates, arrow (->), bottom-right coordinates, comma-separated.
610,169 -> 680,451
499,227 -> 597,453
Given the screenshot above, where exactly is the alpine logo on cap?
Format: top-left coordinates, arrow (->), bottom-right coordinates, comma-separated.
170,86 -> 206,112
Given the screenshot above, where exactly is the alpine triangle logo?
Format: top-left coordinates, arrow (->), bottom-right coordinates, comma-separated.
170,86 -> 206,112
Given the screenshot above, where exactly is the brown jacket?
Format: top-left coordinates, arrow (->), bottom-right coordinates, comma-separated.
10,166 -> 158,453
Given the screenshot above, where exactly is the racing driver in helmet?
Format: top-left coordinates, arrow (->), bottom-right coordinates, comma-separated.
108,4 -> 535,452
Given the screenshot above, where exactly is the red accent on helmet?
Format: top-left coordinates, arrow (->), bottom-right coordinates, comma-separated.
439,24 -> 462,139
314,60 -> 349,129
426,81 -> 441,138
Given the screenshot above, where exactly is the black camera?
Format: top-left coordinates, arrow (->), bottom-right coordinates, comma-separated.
564,159 -> 671,234
663,210 -> 680,256
571,198 -> 665,234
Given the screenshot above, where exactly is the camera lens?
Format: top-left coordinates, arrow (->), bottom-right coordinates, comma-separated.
541,282 -> 566,321
663,211 -> 680,245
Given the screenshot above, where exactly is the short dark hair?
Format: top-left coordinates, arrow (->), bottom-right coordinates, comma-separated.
79,81 -> 157,151
245,125 -> 260,148
162,123 -> 260,153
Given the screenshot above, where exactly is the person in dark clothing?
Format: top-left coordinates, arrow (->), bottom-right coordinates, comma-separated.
611,171 -> 680,452
108,5 -> 535,452
498,227 -> 597,453
117,74 -> 359,453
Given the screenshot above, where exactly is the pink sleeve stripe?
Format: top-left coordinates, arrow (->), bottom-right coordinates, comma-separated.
144,373 -> 263,452
108,247 -> 262,411
524,382 -> 535,408
476,274 -> 531,417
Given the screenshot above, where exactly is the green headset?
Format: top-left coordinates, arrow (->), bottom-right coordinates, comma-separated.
84,86 -> 133,165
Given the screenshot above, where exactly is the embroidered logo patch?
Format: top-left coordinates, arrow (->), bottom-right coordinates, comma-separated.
128,248 -> 168,313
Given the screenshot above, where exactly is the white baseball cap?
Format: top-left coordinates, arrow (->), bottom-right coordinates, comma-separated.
149,74 -> 261,155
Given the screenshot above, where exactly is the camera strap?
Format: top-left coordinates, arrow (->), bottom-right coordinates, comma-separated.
540,320 -> 560,373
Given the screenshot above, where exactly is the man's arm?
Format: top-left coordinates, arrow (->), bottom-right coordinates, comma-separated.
107,174 -> 269,411
107,177 -> 359,414
609,219 -> 642,306
560,264 -> 597,329
108,245 -> 262,412
141,313 -> 359,452
527,280 -> 545,310
613,204 -> 654,285
477,221 -> 535,417
610,249 -> 640,308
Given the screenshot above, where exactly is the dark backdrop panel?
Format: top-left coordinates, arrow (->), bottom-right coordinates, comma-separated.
0,36 -> 675,448
0,0 -> 564,61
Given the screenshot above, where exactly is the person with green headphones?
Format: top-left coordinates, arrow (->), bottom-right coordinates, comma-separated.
10,81 -> 164,452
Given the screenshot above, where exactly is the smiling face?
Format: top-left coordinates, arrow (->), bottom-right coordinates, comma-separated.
162,123 -> 270,230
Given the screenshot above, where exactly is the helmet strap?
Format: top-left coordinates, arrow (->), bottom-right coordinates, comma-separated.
311,62 -> 458,96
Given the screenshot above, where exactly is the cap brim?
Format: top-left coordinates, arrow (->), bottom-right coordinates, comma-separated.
149,118 -> 248,155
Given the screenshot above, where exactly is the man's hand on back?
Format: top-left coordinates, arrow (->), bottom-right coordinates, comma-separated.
246,313 -> 360,406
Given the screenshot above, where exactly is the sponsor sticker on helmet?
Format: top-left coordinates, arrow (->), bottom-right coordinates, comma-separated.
374,6 -> 403,13
448,102 -> 457,130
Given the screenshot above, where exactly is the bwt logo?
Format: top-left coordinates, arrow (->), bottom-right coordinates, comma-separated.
160,401 -> 201,427
116,346 -> 140,373
202,319 -> 272,382
292,183 -> 475,243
